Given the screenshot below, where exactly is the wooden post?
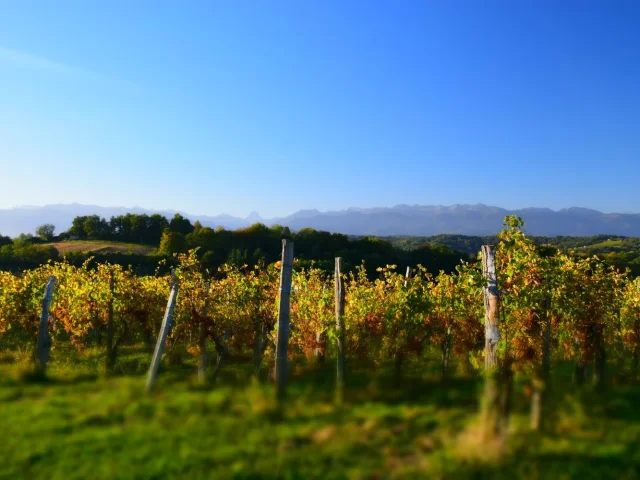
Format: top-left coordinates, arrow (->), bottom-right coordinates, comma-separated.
335,257 -> 346,400
145,271 -> 179,392
482,246 -> 500,369
404,266 -> 412,288
315,331 -> 327,363
480,245 -> 508,439
274,240 -> 294,399
36,276 -> 56,375
198,282 -> 211,384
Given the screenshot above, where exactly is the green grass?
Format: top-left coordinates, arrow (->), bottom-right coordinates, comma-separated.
1,348 -> 639,479
581,239 -> 627,249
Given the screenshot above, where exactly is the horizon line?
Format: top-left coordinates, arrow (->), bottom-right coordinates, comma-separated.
1,202 -> 639,219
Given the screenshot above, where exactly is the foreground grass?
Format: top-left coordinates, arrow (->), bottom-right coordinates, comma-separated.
0,348 -> 639,479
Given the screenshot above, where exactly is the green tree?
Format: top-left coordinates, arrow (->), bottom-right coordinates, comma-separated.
14,233 -> 34,247
159,230 -> 187,255
83,215 -> 109,239
169,214 -> 194,236
147,214 -> 170,244
35,224 -> 55,242
68,216 -> 89,239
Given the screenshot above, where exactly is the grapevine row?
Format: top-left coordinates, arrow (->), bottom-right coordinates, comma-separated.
1,216 -> 639,390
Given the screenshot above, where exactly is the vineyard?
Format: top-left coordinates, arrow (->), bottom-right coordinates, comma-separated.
1,216 -> 640,479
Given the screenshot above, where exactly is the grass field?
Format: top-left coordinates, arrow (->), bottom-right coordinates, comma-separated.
1,347 -> 639,480
47,240 -> 155,256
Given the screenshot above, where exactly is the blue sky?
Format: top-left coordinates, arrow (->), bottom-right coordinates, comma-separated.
1,1 -> 639,218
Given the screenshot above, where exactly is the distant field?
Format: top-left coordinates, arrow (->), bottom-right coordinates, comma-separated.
584,239 -> 627,249
48,240 -> 155,255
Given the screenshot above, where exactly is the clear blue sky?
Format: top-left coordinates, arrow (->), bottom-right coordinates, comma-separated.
1,1 -> 639,218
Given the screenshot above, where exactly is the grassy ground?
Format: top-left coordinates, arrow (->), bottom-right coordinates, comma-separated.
0,347 -> 639,480
47,241 -> 155,256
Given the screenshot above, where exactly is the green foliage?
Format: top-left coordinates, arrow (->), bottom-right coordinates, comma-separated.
51,215 -> 469,278
65,213 -> 169,244
385,232 -> 640,277
158,230 -> 187,256
83,215 -> 110,239
0,242 -> 60,270
35,224 -> 55,241
110,213 -> 169,244
0,235 -> 12,248
169,213 -> 194,236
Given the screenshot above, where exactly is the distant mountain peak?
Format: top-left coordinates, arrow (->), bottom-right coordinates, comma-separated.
245,211 -> 263,222
561,207 -> 601,215
287,209 -> 321,219
1,203 -> 639,238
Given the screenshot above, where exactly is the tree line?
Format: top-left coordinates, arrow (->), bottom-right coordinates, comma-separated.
0,213 -> 467,277
7,211 -> 637,278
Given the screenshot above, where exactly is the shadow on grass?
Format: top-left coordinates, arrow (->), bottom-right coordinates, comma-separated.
276,360 -> 482,410
18,370 -> 99,385
455,449 -> 640,480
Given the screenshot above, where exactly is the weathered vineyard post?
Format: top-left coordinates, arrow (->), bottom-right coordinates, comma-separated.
480,245 -> 509,439
483,246 -> 500,370
315,330 -> 327,363
145,271 -> 179,392
335,257 -> 346,401
36,276 -> 56,375
404,266 -> 412,287
274,240 -> 294,400
197,282 -> 211,384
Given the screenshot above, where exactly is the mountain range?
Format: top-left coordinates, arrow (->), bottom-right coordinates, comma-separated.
1,203 -> 640,238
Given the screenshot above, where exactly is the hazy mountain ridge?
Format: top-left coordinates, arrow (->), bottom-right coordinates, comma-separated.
1,203 -> 640,238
